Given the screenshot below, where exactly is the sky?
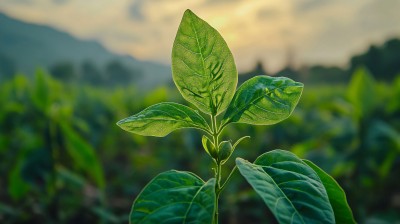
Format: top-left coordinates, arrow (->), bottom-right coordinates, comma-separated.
1,0 -> 400,72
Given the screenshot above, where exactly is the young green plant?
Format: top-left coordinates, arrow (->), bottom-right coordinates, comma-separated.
117,9 -> 355,224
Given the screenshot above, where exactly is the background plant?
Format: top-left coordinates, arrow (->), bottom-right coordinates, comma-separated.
2,8 -> 400,224
117,9 -> 355,224
1,57 -> 399,224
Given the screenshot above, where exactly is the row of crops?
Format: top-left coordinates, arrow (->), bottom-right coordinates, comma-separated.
0,68 -> 399,223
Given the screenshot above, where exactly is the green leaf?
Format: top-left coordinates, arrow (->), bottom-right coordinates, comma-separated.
130,170 -> 216,224
117,102 -> 210,137
303,160 -> 356,224
31,69 -> 51,113
347,67 -> 375,119
232,136 -> 250,150
236,150 -> 335,223
8,160 -> 29,200
222,76 -> 303,126
172,9 -> 238,115
61,124 -> 105,189
202,135 -> 217,158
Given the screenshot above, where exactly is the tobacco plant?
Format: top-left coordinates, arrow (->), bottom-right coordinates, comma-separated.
117,9 -> 355,224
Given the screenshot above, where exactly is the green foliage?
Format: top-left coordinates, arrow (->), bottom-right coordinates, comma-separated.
347,67 -> 376,119
117,102 -> 210,137
222,76 -> 303,126
350,38 -> 400,81
49,62 -> 76,82
61,124 -> 105,189
0,69 -> 112,222
202,135 -> 217,158
131,170 -> 216,224
236,150 -> 335,224
31,69 -> 51,113
117,9 -> 353,224
217,141 -> 232,164
8,160 -> 29,200
172,9 -> 237,115
2,63 -> 399,223
303,160 -> 356,224
0,53 -> 16,80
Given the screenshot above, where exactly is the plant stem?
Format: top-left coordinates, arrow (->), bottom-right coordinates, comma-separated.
210,114 -> 221,224
214,163 -> 220,224
219,166 -> 237,194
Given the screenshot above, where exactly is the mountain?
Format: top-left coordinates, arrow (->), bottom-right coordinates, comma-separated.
0,12 -> 171,87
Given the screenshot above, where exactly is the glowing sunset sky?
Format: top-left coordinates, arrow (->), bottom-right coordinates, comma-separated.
1,0 -> 400,72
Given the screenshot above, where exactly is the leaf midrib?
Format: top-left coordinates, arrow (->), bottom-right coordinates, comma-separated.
240,159 -> 306,224
224,81 -> 292,124
259,165 -> 305,224
189,16 -> 206,77
123,117 -> 206,129
224,87 -> 272,124
182,180 -> 210,223
189,15 -> 220,114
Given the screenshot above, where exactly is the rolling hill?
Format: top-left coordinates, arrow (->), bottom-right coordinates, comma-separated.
0,12 -> 171,87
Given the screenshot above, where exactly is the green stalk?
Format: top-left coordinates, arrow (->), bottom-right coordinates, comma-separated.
214,163 -> 220,224
210,114 -> 221,224
219,166 -> 237,194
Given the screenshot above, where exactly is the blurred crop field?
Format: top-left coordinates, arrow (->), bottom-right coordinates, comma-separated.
0,68 -> 399,223
1,1 -> 400,223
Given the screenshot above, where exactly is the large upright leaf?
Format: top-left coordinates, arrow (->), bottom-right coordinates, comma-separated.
8,157 -> 30,200
61,124 -> 105,189
172,9 -> 237,115
236,150 -> 335,223
347,67 -> 375,119
117,102 -> 210,137
222,76 -> 303,126
303,160 -> 356,224
31,69 -> 51,113
130,170 -> 216,224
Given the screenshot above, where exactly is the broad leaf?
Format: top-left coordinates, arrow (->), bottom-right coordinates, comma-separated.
130,170 -> 216,224
172,9 -> 238,115
8,156 -> 30,200
222,76 -> 303,126
347,67 -> 375,119
303,160 -> 356,224
117,102 -> 210,137
61,124 -> 105,189
236,150 -> 335,223
31,70 -> 51,113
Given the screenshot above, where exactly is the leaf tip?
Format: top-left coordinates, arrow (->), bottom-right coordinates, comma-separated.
235,157 -> 246,164
184,9 -> 193,14
183,9 -> 195,18
116,119 -> 124,127
116,118 -> 131,132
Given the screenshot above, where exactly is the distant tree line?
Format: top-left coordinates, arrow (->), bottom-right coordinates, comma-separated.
49,60 -> 142,86
1,38 -> 399,84
0,56 -> 142,85
350,38 -> 400,81
0,53 -> 16,80
241,38 -> 400,84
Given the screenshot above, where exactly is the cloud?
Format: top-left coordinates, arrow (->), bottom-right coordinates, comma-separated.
357,0 -> 400,31
0,0 -> 399,72
3,0 -> 34,5
128,0 -> 146,22
284,0 -> 400,67
293,0 -> 331,13
257,7 -> 280,20
52,0 -> 68,5
202,0 -> 244,6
